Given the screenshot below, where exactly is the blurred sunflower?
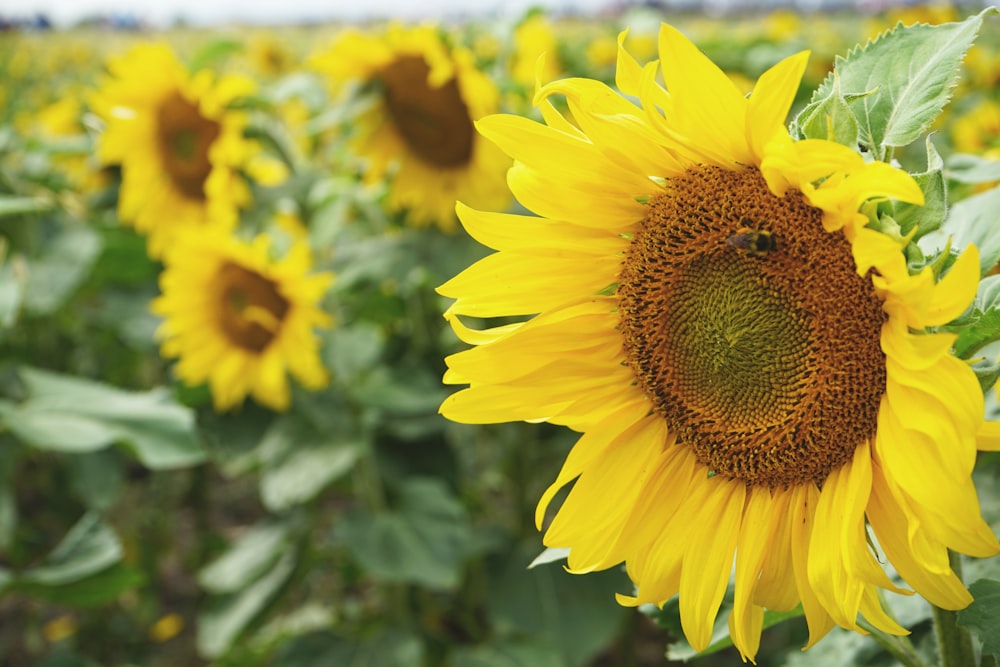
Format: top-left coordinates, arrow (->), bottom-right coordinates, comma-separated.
152,228 -> 333,412
438,24 -> 1000,660
92,42 -> 281,258
309,23 -> 511,232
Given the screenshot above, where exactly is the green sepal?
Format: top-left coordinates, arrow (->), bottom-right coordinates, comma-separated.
895,136 -> 947,239
942,275 -> 1000,359
792,71 -> 862,147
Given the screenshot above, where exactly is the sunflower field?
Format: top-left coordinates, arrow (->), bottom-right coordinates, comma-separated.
2,2 -> 1000,666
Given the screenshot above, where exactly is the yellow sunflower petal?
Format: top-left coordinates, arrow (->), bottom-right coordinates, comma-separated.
746,50 -> 809,159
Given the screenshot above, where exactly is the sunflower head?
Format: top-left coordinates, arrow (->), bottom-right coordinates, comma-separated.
309,23 -> 511,231
152,227 -> 333,412
91,42 -> 276,258
438,23 -> 999,660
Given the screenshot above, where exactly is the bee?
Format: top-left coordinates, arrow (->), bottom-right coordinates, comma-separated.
726,225 -> 777,258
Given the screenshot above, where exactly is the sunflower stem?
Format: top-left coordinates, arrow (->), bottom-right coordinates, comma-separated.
933,551 -> 977,667
860,621 -> 929,667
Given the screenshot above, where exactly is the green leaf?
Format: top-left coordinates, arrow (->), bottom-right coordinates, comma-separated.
22,226 -> 101,315
336,477 -> 473,590
487,542 -> 630,667
322,322 -> 384,384
794,71 -> 860,146
0,195 -> 55,218
664,603 -> 803,660
198,521 -> 293,594
957,578 -> 1000,662
946,154 -> 1000,185
260,441 -> 359,512
895,136 -> 946,239
197,549 -> 298,659
19,512 -> 121,586
19,562 -> 144,607
1,367 -> 204,468
947,276 -> 1000,358
451,641 -> 564,667
528,547 -> 571,569
0,260 -> 24,329
925,184 -> 1000,276
67,450 -> 125,511
188,39 -> 244,73
271,628 -> 424,667
813,12 -> 987,157
256,416 -> 362,512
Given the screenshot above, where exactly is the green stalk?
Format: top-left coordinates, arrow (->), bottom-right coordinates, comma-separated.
933,551 -> 977,667
859,620 -> 928,667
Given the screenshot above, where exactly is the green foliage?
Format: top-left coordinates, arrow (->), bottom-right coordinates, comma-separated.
336,478 -> 474,590
928,185 -> 1000,276
0,367 -> 204,468
806,11 -> 988,159
957,579 -> 1000,663
945,275 -> 1000,358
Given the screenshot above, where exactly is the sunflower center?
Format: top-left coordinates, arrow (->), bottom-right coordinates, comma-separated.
378,55 -> 474,168
618,166 -> 887,488
156,92 -> 220,201
216,262 -> 289,352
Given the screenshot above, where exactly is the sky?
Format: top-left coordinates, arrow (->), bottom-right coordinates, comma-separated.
1,0 -> 616,26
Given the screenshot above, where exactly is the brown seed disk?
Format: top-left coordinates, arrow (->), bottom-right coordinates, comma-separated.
379,55 -> 475,169
217,262 -> 290,353
156,92 -> 220,201
617,165 -> 887,488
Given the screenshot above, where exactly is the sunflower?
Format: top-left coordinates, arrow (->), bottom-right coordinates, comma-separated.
92,42 -> 278,258
152,228 -> 333,412
309,23 -> 511,232
438,24 -> 1000,660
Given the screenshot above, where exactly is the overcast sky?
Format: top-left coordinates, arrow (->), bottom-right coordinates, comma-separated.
2,0 -> 617,26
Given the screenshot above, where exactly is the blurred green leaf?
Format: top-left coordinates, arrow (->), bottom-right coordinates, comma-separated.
352,363 -> 447,415
923,185 -> 1000,276
271,628 -> 424,667
945,276 -> 1000,358
895,136 -> 946,239
250,603 -> 337,652
781,627 -> 885,666
0,260 -> 24,329
451,640 -> 564,667
198,521 -> 293,595
957,578 -> 1000,661
198,549 -> 298,659
528,547 -> 571,569
261,441 -> 360,512
34,648 -> 104,667
0,195 -> 55,218
322,322 -> 384,384
22,226 -> 101,316
67,450 -> 125,511
188,38 -> 244,73
256,415 -> 362,512
665,604 -> 804,661
487,542 -> 630,667
337,477 -> 473,590
814,12 -> 986,158
20,562 -> 144,607
19,512 -> 121,586
1,367 -> 204,468
946,154 -> 1000,185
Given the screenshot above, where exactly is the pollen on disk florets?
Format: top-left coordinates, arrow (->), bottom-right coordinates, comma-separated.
618,165 -> 888,487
